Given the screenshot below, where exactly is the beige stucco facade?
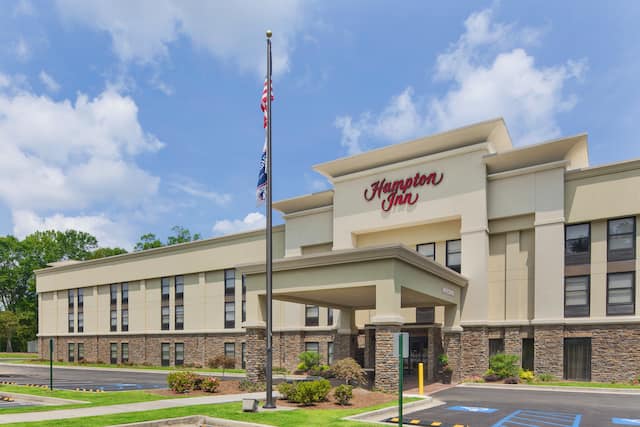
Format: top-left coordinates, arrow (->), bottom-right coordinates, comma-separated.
36,118 -> 640,388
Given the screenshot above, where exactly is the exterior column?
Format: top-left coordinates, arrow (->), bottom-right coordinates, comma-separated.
504,327 -> 522,359
373,323 -> 402,393
443,331 -> 462,383
246,326 -> 266,382
534,325 -> 564,379
335,308 -> 358,362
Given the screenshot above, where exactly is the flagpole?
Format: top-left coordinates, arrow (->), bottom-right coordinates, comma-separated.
264,29 -> 275,409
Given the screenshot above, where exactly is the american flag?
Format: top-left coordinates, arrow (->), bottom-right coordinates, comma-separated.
256,78 -> 274,204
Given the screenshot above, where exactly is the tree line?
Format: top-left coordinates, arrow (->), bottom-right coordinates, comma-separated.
0,226 -> 200,352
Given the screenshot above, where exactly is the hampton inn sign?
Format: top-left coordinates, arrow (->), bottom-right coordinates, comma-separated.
363,172 -> 444,211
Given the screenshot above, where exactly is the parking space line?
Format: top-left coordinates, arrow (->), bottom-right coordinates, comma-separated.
492,409 -> 581,427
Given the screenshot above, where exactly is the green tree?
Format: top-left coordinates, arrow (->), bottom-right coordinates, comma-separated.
134,233 -> 163,251
88,247 -> 128,259
167,226 -> 201,245
0,311 -> 18,352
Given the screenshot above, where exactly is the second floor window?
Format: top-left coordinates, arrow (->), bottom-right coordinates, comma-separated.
161,306 -> 170,330
305,305 -> 319,327
224,302 -> 235,329
565,223 -> 590,265
607,272 -> 635,315
122,309 -> 129,332
161,278 -> 170,302
121,283 -> 128,305
77,312 -> 84,333
68,289 -> 74,309
110,310 -> 117,331
175,305 -> 184,330
608,217 -> 635,261
68,312 -> 74,333
224,269 -> 235,297
446,239 -> 461,273
110,285 -> 118,305
77,288 -> 83,308
327,308 -> 334,326
175,275 -> 184,300
416,242 -> 435,260
565,276 -> 590,317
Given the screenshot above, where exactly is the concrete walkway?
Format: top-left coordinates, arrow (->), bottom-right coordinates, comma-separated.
0,391 -> 274,425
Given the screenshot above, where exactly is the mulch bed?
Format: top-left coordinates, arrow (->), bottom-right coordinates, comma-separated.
148,379 -> 244,397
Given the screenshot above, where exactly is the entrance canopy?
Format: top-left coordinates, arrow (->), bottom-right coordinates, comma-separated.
238,244 -> 467,329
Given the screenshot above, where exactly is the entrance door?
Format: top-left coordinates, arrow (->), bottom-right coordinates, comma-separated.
408,335 -> 428,374
564,338 -> 591,381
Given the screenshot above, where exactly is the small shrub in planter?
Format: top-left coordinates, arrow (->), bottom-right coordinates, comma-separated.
200,376 -> 220,393
519,369 -> 534,383
489,353 -> 520,379
483,369 -> 500,382
309,364 -> 332,377
297,351 -> 320,372
331,358 -> 367,385
334,384 -> 353,406
292,379 -> 331,406
167,371 -> 197,393
504,377 -> 520,384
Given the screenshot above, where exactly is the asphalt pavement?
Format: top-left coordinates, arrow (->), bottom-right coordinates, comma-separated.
402,386 -> 640,427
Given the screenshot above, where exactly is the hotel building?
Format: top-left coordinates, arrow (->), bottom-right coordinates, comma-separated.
36,118 -> 640,391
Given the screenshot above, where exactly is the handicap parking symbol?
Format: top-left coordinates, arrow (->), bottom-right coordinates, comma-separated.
447,406 -> 498,413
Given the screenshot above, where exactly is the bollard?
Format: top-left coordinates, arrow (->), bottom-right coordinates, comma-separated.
418,362 -> 424,395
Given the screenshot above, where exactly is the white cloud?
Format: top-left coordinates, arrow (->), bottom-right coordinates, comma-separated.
335,8 -> 587,151
212,212 -> 265,235
170,176 -> 231,206
39,70 -> 60,92
12,210 -> 133,249
55,0 -> 308,76
14,36 -> 30,61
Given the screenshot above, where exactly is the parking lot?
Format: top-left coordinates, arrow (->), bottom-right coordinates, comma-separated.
400,386 -> 640,426
0,363 -> 171,391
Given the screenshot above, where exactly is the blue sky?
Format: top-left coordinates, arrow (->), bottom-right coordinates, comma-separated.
0,1 -> 639,249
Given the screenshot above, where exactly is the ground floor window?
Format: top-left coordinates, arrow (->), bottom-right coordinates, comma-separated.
161,343 -> 170,366
305,342 -> 319,354
521,338 -> 534,371
564,338 -> 591,381
110,343 -> 117,364
328,342 -> 334,365
77,343 -> 84,361
224,342 -> 235,362
175,343 -> 184,366
241,342 -> 246,369
121,343 -> 129,364
68,343 -> 75,362
489,338 -> 504,358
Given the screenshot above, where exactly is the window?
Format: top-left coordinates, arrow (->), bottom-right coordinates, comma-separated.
564,338 -> 591,381
68,312 -> 74,333
161,277 -> 170,301
241,342 -> 246,370
161,343 -> 170,367
68,343 -> 75,362
175,343 -> 184,366
565,276 -> 590,317
175,305 -> 184,330
608,217 -> 635,261
121,309 -> 129,332
328,342 -> 334,365
77,343 -> 84,361
305,342 -> 319,354
110,343 -> 117,364
241,274 -> 246,323
110,309 -> 117,331
446,239 -> 461,273
68,289 -> 74,308
121,343 -> 129,363
224,269 -> 235,296
416,242 -> 435,260
305,305 -> 319,327
121,283 -> 128,305
489,338 -> 504,358
607,272 -> 635,315
161,306 -> 170,330
522,339 -> 534,371
77,312 -> 84,333
224,342 -> 235,362
110,284 -> 118,305
224,302 -> 235,329
416,307 -> 435,323
175,275 -> 184,300
77,288 -> 83,308
565,223 -> 590,265
327,308 -> 334,326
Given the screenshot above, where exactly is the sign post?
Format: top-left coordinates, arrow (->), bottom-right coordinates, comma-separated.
393,332 -> 408,425
49,338 -> 53,390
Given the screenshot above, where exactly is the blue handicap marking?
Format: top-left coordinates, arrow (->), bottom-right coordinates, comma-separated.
447,405 -> 498,413
493,409 -> 581,427
612,419 -> 640,426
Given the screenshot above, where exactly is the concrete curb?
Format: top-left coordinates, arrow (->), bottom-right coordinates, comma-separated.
459,382 -> 640,395
0,391 -> 87,405
343,396 -> 441,425
109,414 -> 273,427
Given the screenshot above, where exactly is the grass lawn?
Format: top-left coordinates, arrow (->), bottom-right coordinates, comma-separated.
2,398 -> 421,427
0,353 -> 37,359
5,359 -> 245,374
523,380 -> 640,389
0,384 -> 183,415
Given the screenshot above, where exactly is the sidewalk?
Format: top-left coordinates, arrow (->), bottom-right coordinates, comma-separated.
0,391 -> 273,425
459,382 -> 640,395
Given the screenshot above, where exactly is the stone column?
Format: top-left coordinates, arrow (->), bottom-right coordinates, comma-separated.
374,324 -> 401,393
504,327 -> 522,360
443,331 -> 462,383
427,327 -> 443,383
245,327 -> 266,382
335,308 -> 358,362
534,325 -> 564,378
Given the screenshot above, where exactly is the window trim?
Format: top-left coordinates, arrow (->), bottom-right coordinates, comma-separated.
565,223 -> 591,265
416,242 -> 436,260
446,239 -> 461,273
607,271 -> 636,316
607,217 -> 636,262
564,275 -> 590,318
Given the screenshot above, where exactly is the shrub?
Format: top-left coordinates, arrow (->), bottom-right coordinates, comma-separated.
277,382 -> 297,401
331,358 -> 367,385
536,373 -> 554,382
309,364 -> 332,377
297,351 -> 321,372
167,371 -> 197,393
192,375 -> 204,390
200,376 -> 220,393
464,375 -> 485,383
630,375 -> 640,385
334,384 -> 353,406
504,377 -> 520,384
273,366 -> 289,375
208,355 -> 235,369
519,369 -> 534,383
489,353 -> 520,379
292,379 -> 331,406
239,379 -> 266,392
438,354 -> 449,366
